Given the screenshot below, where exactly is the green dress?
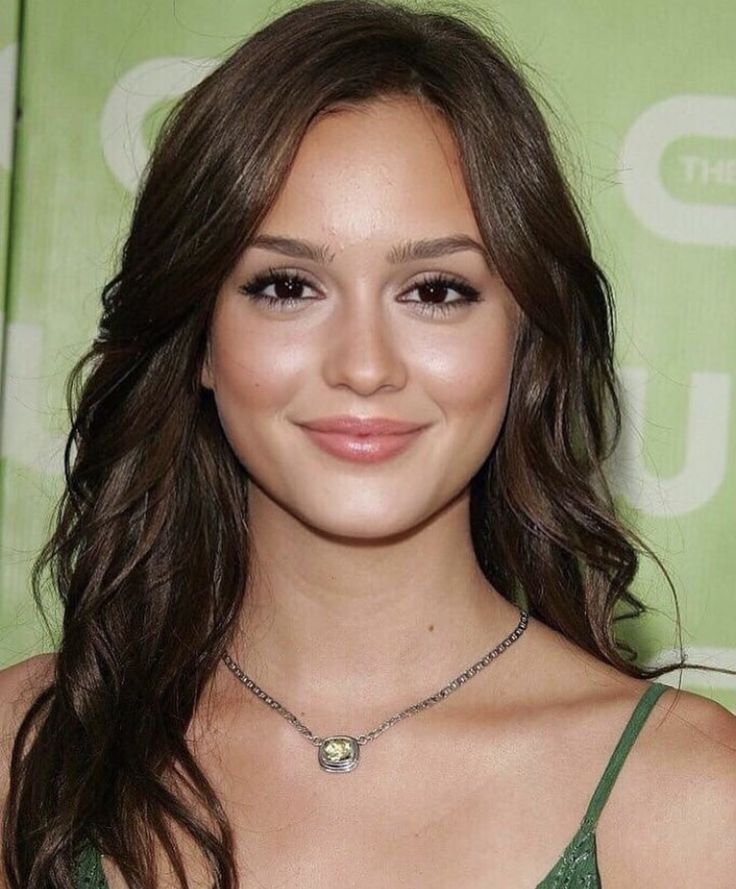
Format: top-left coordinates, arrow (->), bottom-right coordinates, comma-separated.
74,681 -> 670,888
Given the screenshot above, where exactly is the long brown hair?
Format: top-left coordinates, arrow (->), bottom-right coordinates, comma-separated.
4,1 -> 732,886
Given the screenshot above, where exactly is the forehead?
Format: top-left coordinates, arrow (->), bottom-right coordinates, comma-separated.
257,97 -> 481,249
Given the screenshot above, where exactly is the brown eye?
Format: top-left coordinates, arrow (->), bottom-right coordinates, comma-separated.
238,269 -> 482,318
400,273 -> 482,317
239,269 -> 318,309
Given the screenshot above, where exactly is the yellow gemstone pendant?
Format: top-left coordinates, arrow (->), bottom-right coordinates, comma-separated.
318,735 -> 360,772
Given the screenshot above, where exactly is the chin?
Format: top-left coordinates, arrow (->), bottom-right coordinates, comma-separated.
295,501 -> 432,542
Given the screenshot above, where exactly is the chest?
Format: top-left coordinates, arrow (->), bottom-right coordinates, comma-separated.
100,705 -> 626,888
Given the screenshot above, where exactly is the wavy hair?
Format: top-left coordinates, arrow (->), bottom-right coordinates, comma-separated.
4,1 -> 732,887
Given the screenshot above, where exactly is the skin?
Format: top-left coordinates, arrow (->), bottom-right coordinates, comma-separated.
1,96 -> 735,889
200,95 -> 526,714
181,96 -> 734,888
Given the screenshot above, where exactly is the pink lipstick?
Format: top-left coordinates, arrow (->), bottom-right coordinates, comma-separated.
298,415 -> 427,463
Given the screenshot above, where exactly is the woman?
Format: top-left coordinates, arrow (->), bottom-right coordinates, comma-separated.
1,1 -> 735,887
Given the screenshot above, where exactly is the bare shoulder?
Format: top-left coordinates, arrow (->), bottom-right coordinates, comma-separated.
0,651 -> 57,733
0,654 -> 58,800
653,685 -> 736,854
524,619 -> 736,886
606,681 -> 736,887
0,650 -> 57,789
0,653 -> 57,889
653,681 -> 736,749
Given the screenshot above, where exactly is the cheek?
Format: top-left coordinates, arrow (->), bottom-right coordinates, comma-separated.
210,320 -> 303,406
206,319 -> 309,458
420,323 -> 516,419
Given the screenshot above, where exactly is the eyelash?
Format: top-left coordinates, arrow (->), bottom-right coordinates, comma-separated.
238,267 -> 482,318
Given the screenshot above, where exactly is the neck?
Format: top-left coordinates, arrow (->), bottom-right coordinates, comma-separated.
206,485 -> 523,724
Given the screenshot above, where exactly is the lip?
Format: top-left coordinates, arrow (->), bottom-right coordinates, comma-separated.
300,426 -> 425,463
299,415 -> 427,435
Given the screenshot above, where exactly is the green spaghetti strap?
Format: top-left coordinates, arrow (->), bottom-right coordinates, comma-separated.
581,681 -> 670,829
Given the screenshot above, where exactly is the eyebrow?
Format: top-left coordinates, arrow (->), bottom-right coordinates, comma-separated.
247,233 -> 494,267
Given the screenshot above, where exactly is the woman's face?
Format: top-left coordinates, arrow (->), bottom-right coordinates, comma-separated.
202,96 -> 520,539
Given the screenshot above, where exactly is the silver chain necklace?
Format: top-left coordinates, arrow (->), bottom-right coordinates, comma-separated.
220,606 -> 529,773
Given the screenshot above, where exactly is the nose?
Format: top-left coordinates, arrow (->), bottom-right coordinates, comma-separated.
321,289 -> 408,395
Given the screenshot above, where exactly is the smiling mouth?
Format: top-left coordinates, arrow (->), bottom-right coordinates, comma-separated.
299,415 -> 427,435
300,426 -> 425,463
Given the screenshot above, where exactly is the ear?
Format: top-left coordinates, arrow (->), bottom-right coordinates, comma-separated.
200,345 -> 214,391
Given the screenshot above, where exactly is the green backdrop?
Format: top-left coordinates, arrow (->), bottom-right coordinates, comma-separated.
1,1 -> 734,711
